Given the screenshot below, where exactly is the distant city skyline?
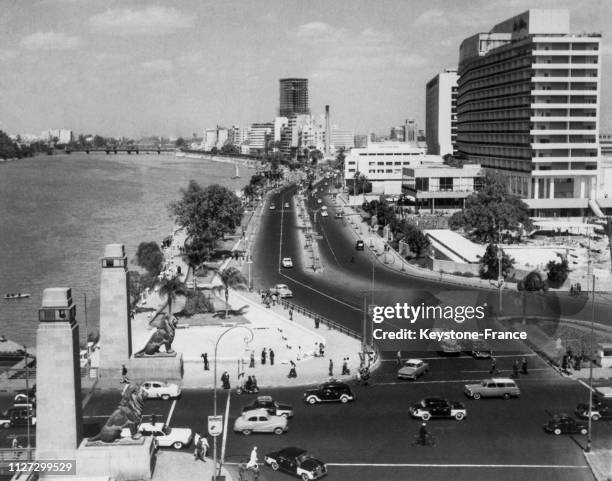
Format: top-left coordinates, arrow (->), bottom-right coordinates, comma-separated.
1,0 -> 611,137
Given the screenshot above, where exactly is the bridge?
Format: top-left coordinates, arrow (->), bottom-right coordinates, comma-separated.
50,146 -> 176,155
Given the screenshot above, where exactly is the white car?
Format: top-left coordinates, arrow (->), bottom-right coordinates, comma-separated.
283,202 -> 290,208
132,422 -> 193,450
317,198 -> 322,204
281,257 -> 294,268
272,284 -> 293,298
269,204 -> 276,210
321,210 -> 328,217
142,381 -> 181,400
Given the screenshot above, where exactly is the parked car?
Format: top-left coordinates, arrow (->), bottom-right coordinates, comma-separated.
303,381 -> 355,405
321,210 -> 328,217
142,381 -> 181,400
284,202 -> 290,208
242,395 -> 294,418
270,204 -> 276,210
233,408 -> 288,436
543,414 -> 588,435
264,447 -> 327,480
464,378 -> 520,400
397,359 -> 429,380
409,397 -> 467,421
272,284 -> 293,298
133,422 -> 193,449
575,397 -> 612,421
282,258 -> 294,268
0,406 -> 36,428
355,240 -> 364,251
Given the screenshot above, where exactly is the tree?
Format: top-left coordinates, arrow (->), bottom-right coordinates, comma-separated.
210,147 -> 219,155
135,241 -> 164,277
158,275 -> 186,316
395,221 -> 431,258
93,135 -> 106,148
175,137 -> 186,148
309,149 -> 323,165
546,254 -> 570,287
169,181 -> 243,247
183,234 -> 214,292
220,143 -> 239,155
214,267 -> 248,319
479,243 -> 515,280
449,173 -> 532,243
349,171 -> 372,195
517,271 -> 548,323
334,148 -> 346,171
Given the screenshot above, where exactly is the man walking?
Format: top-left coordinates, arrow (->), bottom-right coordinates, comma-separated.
250,351 -> 255,368
328,359 -> 333,378
246,446 -> 259,470
121,364 -> 129,384
489,358 -> 497,375
261,348 -> 267,365
512,360 -> 520,379
201,353 -> 209,371
396,350 -> 402,366
193,432 -> 201,460
269,349 -> 275,366
521,357 -> 528,375
200,435 -> 209,461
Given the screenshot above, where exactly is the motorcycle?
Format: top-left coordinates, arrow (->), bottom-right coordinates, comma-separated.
236,383 -> 260,395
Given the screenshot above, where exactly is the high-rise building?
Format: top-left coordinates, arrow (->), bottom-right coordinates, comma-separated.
426,69 -> 458,156
456,9 -> 601,215
404,119 -> 418,143
331,128 -> 355,151
279,78 -> 310,117
228,125 -> 248,147
249,122 -> 274,155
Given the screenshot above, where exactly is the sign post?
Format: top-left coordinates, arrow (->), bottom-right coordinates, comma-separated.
208,415 -> 223,437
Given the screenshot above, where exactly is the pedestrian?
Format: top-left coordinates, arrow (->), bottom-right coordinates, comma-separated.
272,293 -> 278,305
289,309 -> 293,321
201,353 -> 209,371
342,358 -> 349,375
396,350 -> 402,366
570,284 -> 575,296
252,375 -> 258,389
315,317 -> 320,329
417,422 -> 429,446
151,414 -> 157,426
261,348 -> 267,365
221,371 -> 230,389
200,435 -> 209,461
512,360 -> 520,378
288,360 -> 297,378
269,349 -> 275,365
319,343 -> 325,357
11,437 -> 19,450
249,351 -> 255,368
121,364 -> 129,384
489,358 -> 497,375
521,357 -> 528,375
246,446 -> 258,470
328,359 -> 334,377
194,432 -> 201,460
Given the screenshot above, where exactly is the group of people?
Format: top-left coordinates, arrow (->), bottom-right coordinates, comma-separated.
243,375 -> 259,392
259,290 -> 278,308
569,283 -> 583,296
193,432 -> 209,462
489,357 -> 528,377
562,349 -> 584,371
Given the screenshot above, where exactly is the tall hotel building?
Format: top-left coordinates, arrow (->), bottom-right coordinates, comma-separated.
456,10 -> 602,216
279,78 -> 310,117
426,69 -> 458,156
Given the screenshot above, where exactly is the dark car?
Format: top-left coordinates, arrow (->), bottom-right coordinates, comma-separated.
242,395 -> 294,418
355,240 -> 364,251
543,414 -> 588,435
264,447 -> 327,480
409,397 -> 467,421
0,406 -> 36,428
303,382 -> 355,405
575,398 -> 612,421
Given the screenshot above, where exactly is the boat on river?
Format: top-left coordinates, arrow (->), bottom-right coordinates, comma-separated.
4,293 -> 30,300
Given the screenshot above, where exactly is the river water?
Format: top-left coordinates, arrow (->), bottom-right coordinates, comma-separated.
0,153 -> 249,348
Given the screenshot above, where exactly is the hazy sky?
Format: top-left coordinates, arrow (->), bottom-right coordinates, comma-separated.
1,0 -> 611,137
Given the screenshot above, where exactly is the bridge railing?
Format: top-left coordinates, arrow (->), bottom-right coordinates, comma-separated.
278,299 -> 362,340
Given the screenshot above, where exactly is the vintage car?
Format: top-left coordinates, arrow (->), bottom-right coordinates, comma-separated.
397,359 -> 429,380
242,395 -> 294,418
142,381 -> 181,400
282,257 -> 294,268
272,284 -> 293,298
543,414 -> 588,435
133,422 -> 193,449
409,397 -> 467,421
264,447 -> 327,480
464,378 -> 520,400
303,382 -> 355,405
0,406 -> 36,428
575,396 -> 612,421
233,408 -> 288,435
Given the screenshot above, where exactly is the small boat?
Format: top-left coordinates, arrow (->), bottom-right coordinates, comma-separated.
4,293 -> 30,300
231,163 -> 240,179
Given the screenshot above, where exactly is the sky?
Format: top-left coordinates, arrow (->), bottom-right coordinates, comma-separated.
1,0 -> 611,138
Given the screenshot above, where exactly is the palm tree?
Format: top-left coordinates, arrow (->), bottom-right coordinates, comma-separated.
215,267 -> 248,319
158,275 -> 186,317
183,234 -> 214,293
517,271 -> 548,324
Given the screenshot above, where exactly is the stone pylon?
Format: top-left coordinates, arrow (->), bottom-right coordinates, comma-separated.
98,244 -> 132,379
36,287 -> 83,461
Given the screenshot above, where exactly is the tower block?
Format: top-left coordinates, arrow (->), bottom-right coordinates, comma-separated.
36,288 -> 83,461
98,244 -> 131,378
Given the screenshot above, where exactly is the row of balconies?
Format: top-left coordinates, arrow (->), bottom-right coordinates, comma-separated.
532,56 -> 598,63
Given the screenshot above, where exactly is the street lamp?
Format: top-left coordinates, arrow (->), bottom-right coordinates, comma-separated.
213,325 -> 254,480
586,274 -> 596,453
497,228 -> 503,313
246,250 -> 253,291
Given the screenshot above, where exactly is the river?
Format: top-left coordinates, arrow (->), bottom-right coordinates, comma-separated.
0,153 -> 251,348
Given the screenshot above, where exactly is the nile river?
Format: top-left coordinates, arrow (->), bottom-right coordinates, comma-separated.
0,153 -> 250,348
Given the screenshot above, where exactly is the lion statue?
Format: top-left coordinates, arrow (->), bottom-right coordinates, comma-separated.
88,383 -> 147,443
135,315 -> 178,357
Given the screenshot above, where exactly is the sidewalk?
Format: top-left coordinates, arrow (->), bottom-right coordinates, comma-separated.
152,450 -> 232,481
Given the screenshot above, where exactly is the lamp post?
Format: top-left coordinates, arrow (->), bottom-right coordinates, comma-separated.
213,325 -> 254,480
247,251 -> 253,291
586,274 -> 596,453
23,346 -> 31,452
497,227 -> 503,313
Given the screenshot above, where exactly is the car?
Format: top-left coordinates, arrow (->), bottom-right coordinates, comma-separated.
397,359 -> 429,380
264,447 -> 327,480
317,198 -> 322,204
409,397 -> 467,421
272,284 -> 293,298
142,381 -> 181,400
281,257 -> 294,268
321,205 -> 327,210
14,387 -> 36,405
464,378 -> 520,400
242,395 -> 294,418
303,381 -> 355,405
321,211 -> 328,217
334,212 -> 343,219
355,240 -> 364,251
0,406 -> 36,428
575,397 -> 612,421
233,408 -> 288,436
284,202 -> 290,208
544,414 -> 588,435
270,204 -> 276,210
133,422 -> 193,449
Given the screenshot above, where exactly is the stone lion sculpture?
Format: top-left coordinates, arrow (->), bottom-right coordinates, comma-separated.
89,383 -> 147,443
135,314 -> 178,357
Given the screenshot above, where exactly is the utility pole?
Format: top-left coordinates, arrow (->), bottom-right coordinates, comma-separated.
83,293 -> 88,351
586,274 -> 596,453
24,346 -> 31,451
497,226 -> 503,313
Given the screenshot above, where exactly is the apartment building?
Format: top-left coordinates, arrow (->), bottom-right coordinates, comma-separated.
426,69 -> 458,156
